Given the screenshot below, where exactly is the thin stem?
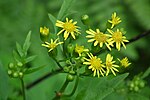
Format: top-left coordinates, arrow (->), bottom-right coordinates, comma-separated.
20,78 -> 26,100
52,56 -> 63,69
63,76 -> 79,97
126,30 -> 150,44
53,79 -> 70,100
60,79 -> 70,93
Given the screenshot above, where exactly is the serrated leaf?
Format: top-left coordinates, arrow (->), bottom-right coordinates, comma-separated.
24,65 -> 46,74
25,55 -> 37,63
23,31 -> 31,56
75,73 -> 129,100
141,67 -> 150,79
16,42 -> 24,57
57,0 -> 75,20
48,13 -> 57,34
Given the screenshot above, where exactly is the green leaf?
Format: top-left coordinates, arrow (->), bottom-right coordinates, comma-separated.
24,65 -> 46,74
25,55 -> 37,63
23,31 -> 31,56
0,61 -> 9,100
12,50 -> 20,62
48,13 -> 57,34
57,0 -> 75,20
75,73 -> 129,100
16,42 -> 24,57
141,67 -> 150,79
128,93 -> 149,100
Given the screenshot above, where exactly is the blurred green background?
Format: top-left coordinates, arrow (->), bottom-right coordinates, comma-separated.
0,0 -> 150,100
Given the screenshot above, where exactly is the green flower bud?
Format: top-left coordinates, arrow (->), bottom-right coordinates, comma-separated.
67,44 -> 74,54
17,62 -> 23,67
130,82 -> 134,88
81,15 -> 90,25
134,80 -> 139,86
13,72 -> 19,78
139,81 -> 145,88
63,66 -> 70,72
66,74 -> 74,82
19,72 -> 23,78
66,60 -> 71,65
40,26 -> 50,42
69,70 -> 75,74
8,63 -> 14,69
8,70 -> 13,75
134,86 -> 139,92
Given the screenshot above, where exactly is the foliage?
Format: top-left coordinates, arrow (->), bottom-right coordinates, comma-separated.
0,0 -> 150,100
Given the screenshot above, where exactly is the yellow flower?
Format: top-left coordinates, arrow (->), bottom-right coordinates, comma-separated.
107,29 -> 129,51
56,18 -> 80,40
83,53 -> 105,77
40,26 -> 49,36
42,38 -> 63,52
75,44 -> 89,56
86,29 -> 112,50
118,57 -> 131,68
108,12 -> 121,29
105,54 -> 119,76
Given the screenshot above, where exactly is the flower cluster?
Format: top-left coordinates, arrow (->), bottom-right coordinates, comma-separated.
86,12 -> 129,51
40,12 -> 131,78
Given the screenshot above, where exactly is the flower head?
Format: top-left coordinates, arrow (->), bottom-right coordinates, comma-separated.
83,53 -> 105,77
107,29 -> 129,51
75,44 -> 89,56
86,29 -> 112,50
108,12 -> 121,29
42,38 -> 63,52
118,57 -> 131,68
105,54 -> 119,76
56,18 -> 80,40
40,26 -> 49,36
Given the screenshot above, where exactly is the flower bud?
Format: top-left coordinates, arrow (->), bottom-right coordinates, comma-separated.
63,66 -> 70,72
81,15 -> 90,25
67,44 -> 74,54
8,63 -> 14,69
13,72 -> 19,78
134,86 -> 139,92
69,70 -> 75,74
130,82 -> 134,88
8,70 -> 13,75
17,62 -> 23,67
19,72 -> 23,78
139,81 -> 145,88
40,26 -> 49,42
66,74 -> 74,82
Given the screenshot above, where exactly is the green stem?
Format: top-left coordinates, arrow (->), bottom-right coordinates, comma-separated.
53,79 -> 70,100
52,57 -> 63,69
60,79 -> 70,93
63,76 -> 79,97
20,78 -> 26,100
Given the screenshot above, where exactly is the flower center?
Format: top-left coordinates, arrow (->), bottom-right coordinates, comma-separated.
94,33 -> 107,43
63,22 -> 75,32
49,43 -> 57,49
112,18 -> 118,24
106,61 -> 112,68
90,57 -> 101,69
75,46 -> 84,54
112,31 -> 122,42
